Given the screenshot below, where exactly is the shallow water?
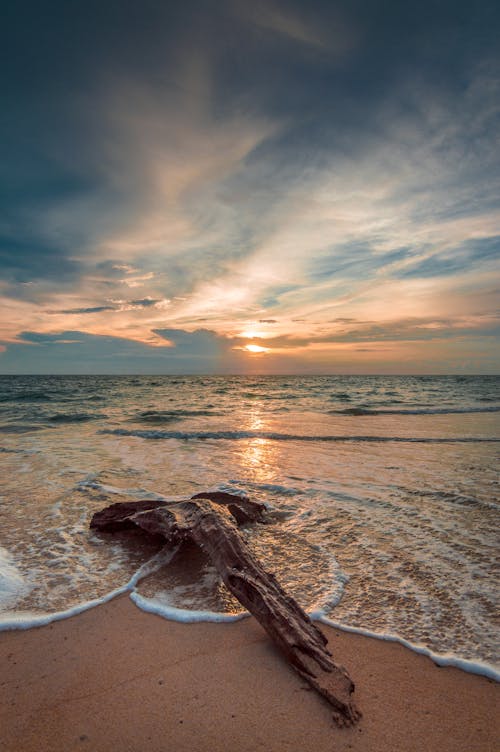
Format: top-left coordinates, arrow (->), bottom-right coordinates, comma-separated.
0,375 -> 498,674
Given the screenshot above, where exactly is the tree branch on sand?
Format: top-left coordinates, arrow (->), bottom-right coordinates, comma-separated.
90,490 -> 361,726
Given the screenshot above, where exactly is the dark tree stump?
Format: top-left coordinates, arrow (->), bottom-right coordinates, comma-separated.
90,491 -> 360,726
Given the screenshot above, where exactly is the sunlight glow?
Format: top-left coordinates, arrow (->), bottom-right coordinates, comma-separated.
240,330 -> 266,339
245,343 -> 270,353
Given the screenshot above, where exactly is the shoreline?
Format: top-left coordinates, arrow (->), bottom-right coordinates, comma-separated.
3,592 -> 498,682
1,595 -> 498,752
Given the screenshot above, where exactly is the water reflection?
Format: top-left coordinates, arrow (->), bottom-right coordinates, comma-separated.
238,403 -> 278,482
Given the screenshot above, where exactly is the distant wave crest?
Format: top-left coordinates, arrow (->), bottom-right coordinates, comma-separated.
134,408 -> 221,424
99,428 -> 500,443
330,406 -> 500,416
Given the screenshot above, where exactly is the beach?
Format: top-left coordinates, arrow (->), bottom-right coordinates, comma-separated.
0,594 -> 498,752
1,374 -> 499,750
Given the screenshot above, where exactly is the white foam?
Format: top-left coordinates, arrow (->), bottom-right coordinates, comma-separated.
130,592 -> 249,623
0,584 -> 130,631
0,541 -> 248,630
245,482 -> 301,497
0,544 -> 181,632
0,547 -> 29,609
314,613 -> 500,682
77,478 -> 184,503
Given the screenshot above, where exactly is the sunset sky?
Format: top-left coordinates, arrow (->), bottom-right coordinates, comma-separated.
1,0 -> 499,374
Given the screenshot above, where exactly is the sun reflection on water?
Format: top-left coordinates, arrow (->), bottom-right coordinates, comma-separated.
239,404 -> 278,482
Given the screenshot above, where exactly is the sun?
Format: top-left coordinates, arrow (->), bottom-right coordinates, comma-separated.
245,343 -> 270,354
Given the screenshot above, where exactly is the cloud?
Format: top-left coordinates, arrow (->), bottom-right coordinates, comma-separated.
153,328 -> 243,363
1,318 -> 499,374
0,236 -> 82,285
45,298 -> 163,315
229,313 -> 500,350
0,329 -> 236,374
51,306 -> 116,315
237,0 -> 354,54
394,236 -> 500,279
129,298 -> 159,308
1,1 -> 499,373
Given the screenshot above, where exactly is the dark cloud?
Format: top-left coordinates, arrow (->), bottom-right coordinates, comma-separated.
0,329 -> 244,374
17,332 -> 84,345
154,328 -> 239,356
0,235 -> 82,285
50,306 -> 116,315
1,319 -> 498,374
45,299 -> 162,315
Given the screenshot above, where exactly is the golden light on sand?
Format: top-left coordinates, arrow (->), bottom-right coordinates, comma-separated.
245,343 -> 270,353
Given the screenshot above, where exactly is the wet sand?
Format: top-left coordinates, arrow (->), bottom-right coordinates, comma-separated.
0,594 -> 498,752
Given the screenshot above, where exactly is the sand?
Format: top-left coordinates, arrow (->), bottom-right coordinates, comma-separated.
0,595 -> 498,752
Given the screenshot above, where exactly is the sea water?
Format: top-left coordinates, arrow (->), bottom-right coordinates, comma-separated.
0,375 -> 498,678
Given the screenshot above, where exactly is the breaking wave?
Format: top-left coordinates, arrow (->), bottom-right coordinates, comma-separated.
99,428 -> 500,443
331,406 -> 500,416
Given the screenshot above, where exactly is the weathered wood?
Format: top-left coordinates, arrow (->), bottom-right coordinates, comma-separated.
90,491 -> 265,532
90,498 -> 168,532
90,491 -> 360,726
191,490 -> 266,525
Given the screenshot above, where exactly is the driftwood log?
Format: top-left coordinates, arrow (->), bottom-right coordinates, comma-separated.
90,491 -> 360,726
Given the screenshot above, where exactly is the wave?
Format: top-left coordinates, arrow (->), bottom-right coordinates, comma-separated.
0,423 -> 48,433
0,390 -> 54,403
46,412 -> 106,423
134,408 -> 222,424
330,406 -> 500,416
99,428 -> 500,443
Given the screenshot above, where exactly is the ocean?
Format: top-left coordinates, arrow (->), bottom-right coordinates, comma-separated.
0,374 -> 498,678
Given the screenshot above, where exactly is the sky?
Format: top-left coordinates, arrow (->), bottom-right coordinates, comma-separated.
1,0 -> 499,374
